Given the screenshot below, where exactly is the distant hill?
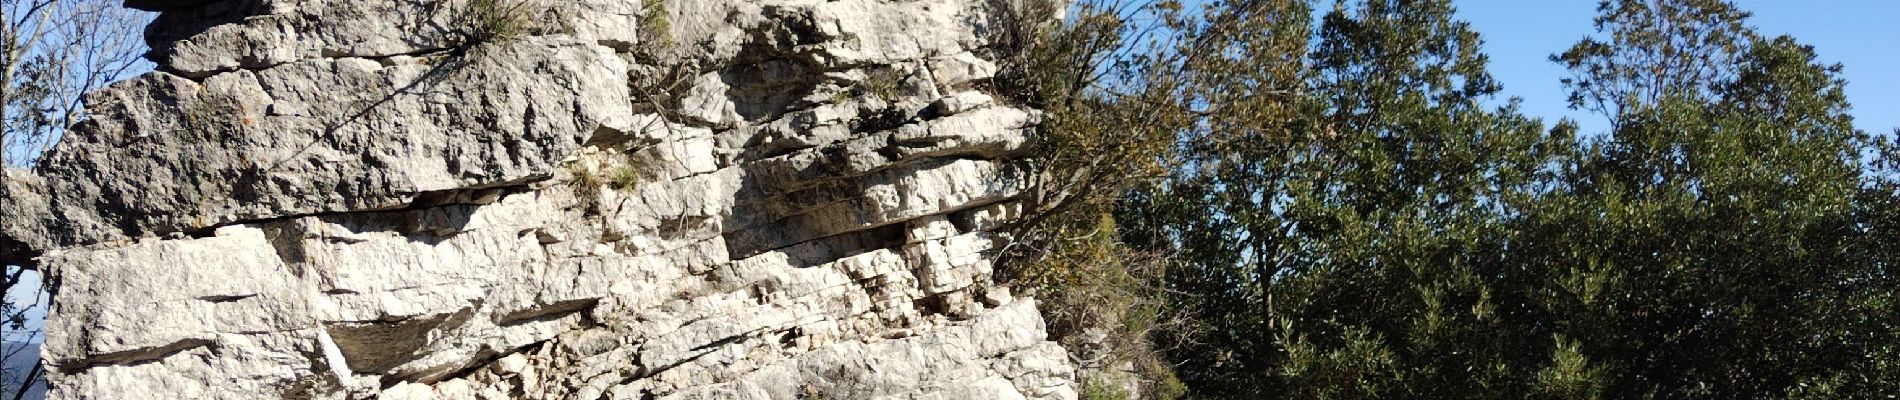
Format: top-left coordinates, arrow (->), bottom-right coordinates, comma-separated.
1,341 -> 44,400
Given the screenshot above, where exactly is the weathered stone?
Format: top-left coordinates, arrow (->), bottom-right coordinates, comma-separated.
0,169 -> 50,266
9,0 -> 1074,398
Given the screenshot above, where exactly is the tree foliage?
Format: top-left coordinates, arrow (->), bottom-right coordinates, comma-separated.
990,1 -> 1193,398
1010,0 -> 1900,398
0,0 -> 145,167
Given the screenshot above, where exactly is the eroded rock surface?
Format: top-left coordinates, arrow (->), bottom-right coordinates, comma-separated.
4,0 -> 1073,398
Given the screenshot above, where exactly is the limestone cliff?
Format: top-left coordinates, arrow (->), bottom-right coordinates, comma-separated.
0,0 -> 1076,398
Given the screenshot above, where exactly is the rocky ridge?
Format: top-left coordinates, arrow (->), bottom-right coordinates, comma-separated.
0,0 -> 1076,398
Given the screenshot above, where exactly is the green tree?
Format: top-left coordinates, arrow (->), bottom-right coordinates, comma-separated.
1039,0 -> 1900,398
1011,0 -> 1899,398
1529,0 -> 1897,396
1552,0 -> 1753,128
991,1 -> 1192,398
1122,0 -> 1571,397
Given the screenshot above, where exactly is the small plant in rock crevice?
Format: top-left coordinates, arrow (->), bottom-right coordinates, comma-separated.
459,0 -> 542,46
640,0 -> 673,47
798,384 -> 831,400
1080,377 -> 1134,400
609,164 -> 645,190
854,68 -> 906,102
567,152 -> 659,195
827,84 -> 854,104
607,149 -> 665,191
566,162 -> 602,190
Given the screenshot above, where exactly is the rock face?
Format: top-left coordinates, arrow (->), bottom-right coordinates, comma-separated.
1,0 -> 1075,398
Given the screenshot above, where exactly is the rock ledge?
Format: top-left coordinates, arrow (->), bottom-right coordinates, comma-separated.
5,1 -> 1075,399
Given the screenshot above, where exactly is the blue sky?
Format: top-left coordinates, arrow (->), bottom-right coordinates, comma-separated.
1454,0 -> 1900,135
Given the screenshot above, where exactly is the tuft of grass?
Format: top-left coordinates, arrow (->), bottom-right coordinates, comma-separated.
609,165 -> 644,190
640,0 -> 672,47
855,69 -> 905,102
827,86 -> 855,104
463,0 -> 539,45
567,163 -> 601,189
1081,378 -> 1133,400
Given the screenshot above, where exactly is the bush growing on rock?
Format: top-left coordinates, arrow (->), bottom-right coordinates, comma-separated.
459,0 -> 542,45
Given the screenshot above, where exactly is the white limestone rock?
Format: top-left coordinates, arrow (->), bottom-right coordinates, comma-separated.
9,1 -> 1077,399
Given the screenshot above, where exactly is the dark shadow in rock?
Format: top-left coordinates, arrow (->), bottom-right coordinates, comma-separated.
0,235 -> 36,270
316,204 -> 482,246
718,59 -> 822,124
496,298 -> 600,327
724,154 -> 977,264
323,306 -> 475,375
52,338 -> 214,371
142,0 -> 272,67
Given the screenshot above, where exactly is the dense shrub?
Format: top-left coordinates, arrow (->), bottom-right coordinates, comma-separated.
1008,0 -> 1900,398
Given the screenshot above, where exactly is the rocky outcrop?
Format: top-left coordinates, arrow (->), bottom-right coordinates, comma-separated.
3,0 -> 1074,398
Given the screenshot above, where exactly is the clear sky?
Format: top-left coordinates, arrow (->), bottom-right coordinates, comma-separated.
1453,0 -> 1900,136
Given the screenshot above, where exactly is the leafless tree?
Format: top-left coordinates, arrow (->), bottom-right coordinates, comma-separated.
0,270 -> 43,400
0,0 -> 148,167
0,1 -> 148,398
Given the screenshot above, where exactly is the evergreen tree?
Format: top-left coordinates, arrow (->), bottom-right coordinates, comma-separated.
1131,0 -> 1568,397
1529,0 -> 1895,396
1016,0 -> 1899,398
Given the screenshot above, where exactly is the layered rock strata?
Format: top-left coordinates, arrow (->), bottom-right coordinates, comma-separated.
0,0 -> 1075,398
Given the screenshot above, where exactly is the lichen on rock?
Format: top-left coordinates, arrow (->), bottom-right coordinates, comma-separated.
2,0 -> 1075,399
